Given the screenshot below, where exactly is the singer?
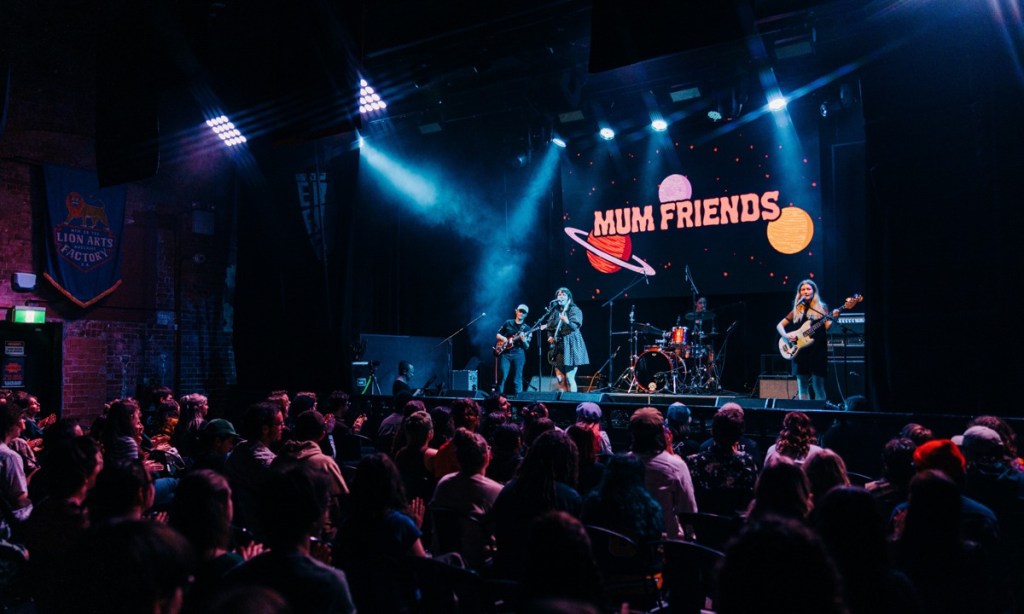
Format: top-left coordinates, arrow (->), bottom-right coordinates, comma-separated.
540,287 -> 590,392
776,279 -> 833,401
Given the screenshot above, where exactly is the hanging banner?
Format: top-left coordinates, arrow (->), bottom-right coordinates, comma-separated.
42,164 -> 126,307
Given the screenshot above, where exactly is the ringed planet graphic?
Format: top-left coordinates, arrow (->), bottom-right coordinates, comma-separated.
564,227 -> 656,276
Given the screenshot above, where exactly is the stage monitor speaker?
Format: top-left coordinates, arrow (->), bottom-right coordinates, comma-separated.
527,375 -> 561,393
759,376 -> 798,399
450,370 -> 478,392
449,390 -> 486,400
560,392 -> 606,404
717,397 -> 770,410
516,391 -> 559,403
772,399 -> 827,411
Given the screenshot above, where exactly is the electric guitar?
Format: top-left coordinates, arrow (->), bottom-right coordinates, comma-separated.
493,321 -> 540,356
778,294 -> 863,360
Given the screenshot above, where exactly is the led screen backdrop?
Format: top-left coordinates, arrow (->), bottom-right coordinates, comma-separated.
560,112 -> 823,301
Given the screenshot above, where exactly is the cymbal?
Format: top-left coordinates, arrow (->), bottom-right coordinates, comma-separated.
684,310 -> 716,321
633,322 -> 665,335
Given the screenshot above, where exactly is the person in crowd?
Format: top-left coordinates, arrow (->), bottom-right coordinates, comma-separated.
540,287 -> 590,392
574,402 -> 612,456
228,465 -> 356,613
665,402 -> 701,458
45,519 -> 195,614
899,422 -> 935,447
170,392 -> 209,462
376,394 -> 416,455
627,407 -> 696,538
521,511 -> 605,611
322,389 -> 367,461
963,415 -> 1024,471
523,416 -> 557,451
686,404 -> 758,515
716,515 -> 847,614
393,409 -> 438,504
745,456 -> 812,523
566,424 -> 606,497
0,400 -> 32,537
480,392 -> 513,444
696,402 -> 763,469
490,429 -> 581,579
189,418 -> 242,474
765,411 -> 823,465
286,391 -> 317,428
271,409 -> 349,536
168,469 -> 262,610
865,437 -> 918,520
813,486 -> 919,614
17,436 -> 101,600
10,391 -> 47,444
332,453 -> 426,612
101,398 -> 146,464
89,459 -> 156,524
223,401 -> 284,536
429,428 -> 504,568
581,453 -> 665,545
486,422 -> 523,484
890,439 -> 999,551
428,405 -> 454,451
803,448 -> 851,508
430,428 -> 503,517
429,397 -> 480,478
893,470 -> 1002,614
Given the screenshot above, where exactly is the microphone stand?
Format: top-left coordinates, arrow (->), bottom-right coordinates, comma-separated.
435,312 -> 487,394
532,305 -> 559,392
601,274 -> 649,390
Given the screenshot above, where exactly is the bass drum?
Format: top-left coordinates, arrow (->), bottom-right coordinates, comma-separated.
633,350 -> 685,393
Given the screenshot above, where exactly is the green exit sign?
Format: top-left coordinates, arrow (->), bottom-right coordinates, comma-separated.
10,307 -> 45,324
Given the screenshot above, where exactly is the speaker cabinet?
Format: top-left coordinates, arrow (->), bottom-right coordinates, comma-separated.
759,376 -> 798,399
451,370 -> 478,391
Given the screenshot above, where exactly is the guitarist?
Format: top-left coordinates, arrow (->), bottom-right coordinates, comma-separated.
494,304 -> 532,395
776,279 -> 837,401
540,287 -> 590,392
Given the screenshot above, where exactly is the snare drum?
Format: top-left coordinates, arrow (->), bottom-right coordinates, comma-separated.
669,326 -> 689,346
643,344 -> 664,353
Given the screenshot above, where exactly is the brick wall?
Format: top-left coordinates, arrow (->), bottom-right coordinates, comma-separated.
0,9 -> 239,423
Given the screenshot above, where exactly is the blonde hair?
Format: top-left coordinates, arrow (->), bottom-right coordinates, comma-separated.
791,279 -> 828,324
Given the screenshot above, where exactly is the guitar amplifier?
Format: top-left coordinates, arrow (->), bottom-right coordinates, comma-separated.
759,376 -> 798,399
450,370 -> 478,391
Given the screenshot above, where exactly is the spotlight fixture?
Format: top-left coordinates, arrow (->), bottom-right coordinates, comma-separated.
358,79 -> 388,115
206,116 -> 247,147
551,136 -> 567,148
599,127 -> 615,141
707,110 -> 723,122
651,119 -> 668,132
819,101 -> 831,118
669,86 -> 701,102
767,96 -> 788,111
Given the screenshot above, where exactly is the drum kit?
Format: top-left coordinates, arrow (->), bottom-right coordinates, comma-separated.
613,310 -> 722,394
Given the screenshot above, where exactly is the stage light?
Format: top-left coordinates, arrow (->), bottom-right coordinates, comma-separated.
206,115 -> 247,147
551,136 -> 567,148
767,96 -> 788,111
651,119 -> 668,132
599,127 -> 615,141
669,86 -> 701,102
359,79 -> 387,116
707,110 -> 723,122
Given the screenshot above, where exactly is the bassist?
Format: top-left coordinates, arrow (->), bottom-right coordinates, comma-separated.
776,279 -> 837,401
494,304 -> 532,395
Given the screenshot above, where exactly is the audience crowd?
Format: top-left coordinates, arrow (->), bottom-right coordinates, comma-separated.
0,386 -> 1022,613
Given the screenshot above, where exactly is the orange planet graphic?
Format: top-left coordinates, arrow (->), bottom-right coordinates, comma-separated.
565,227 -> 656,276
766,206 -> 814,254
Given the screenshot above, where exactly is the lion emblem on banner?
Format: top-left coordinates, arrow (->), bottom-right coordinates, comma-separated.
65,191 -> 110,228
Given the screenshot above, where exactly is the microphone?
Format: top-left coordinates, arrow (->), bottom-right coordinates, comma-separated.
630,304 -> 635,321
612,345 -> 621,357
644,274 -> 649,285
727,321 -> 738,333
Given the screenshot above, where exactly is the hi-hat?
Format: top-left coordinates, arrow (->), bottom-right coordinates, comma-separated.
684,311 -> 716,321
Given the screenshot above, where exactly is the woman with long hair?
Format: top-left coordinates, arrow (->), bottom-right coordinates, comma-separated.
170,393 -> 208,462
776,279 -> 834,400
765,411 -> 823,465
490,429 -> 581,578
581,454 -> 664,545
540,287 -> 590,392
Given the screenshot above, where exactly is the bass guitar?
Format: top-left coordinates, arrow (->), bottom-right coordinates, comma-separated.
493,322 -> 540,356
779,294 -> 863,360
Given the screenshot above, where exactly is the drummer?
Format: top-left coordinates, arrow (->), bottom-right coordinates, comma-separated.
691,296 -> 712,337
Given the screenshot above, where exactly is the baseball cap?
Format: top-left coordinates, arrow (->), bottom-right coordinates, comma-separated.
517,304 -> 529,314
576,402 -> 602,422
954,425 -> 1003,457
204,418 -> 242,441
